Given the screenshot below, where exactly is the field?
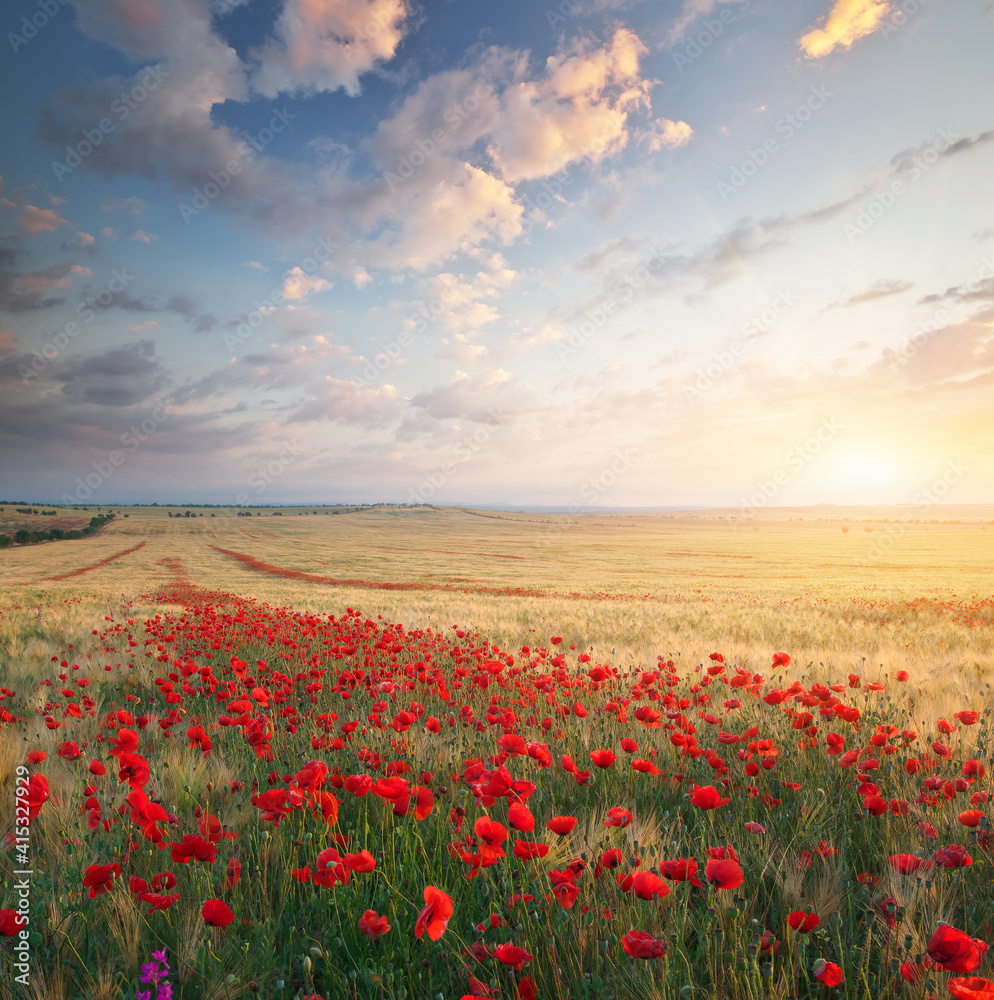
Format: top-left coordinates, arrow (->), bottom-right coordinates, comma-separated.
1,506 -> 993,1000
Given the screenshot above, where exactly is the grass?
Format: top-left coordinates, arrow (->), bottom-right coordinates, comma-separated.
0,505 -> 992,1000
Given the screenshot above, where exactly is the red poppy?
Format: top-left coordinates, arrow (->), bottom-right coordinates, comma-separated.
202,899 -> 234,927
889,854 -> 932,874
631,872 -> 670,901
603,807 -> 633,828
83,863 -> 121,899
517,977 -> 538,1000
141,892 -> 180,910
513,840 -> 549,861
508,800 -> 535,831
959,810 -> 984,828
414,886 -> 453,941
474,817 -> 508,861
926,925 -> 988,974
0,910 -> 26,936
706,858 -> 744,890
226,858 -> 243,888
622,929 -> 666,959
660,857 -> 702,887
358,910 -> 390,940
947,978 -> 994,1000
590,749 -> 617,768
26,775 -> 50,819
814,960 -> 843,987
25,751 -> 46,764
495,942 -> 533,969
548,816 -> 577,836
935,845 -> 973,869
786,911 -> 819,934
344,850 -> 376,873
690,785 -> 730,810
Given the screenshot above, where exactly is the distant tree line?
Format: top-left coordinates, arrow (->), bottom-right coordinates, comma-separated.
0,514 -> 115,549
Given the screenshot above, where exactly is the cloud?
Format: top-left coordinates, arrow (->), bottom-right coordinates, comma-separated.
252,0 -> 411,98
130,229 -> 158,243
0,238 -> 90,313
664,0 -> 748,45
244,260 -> 268,272
639,118 -> 694,152
282,266 -> 332,300
487,27 -> 652,183
18,204 -> 70,234
58,339 -> 169,406
416,256 -> 517,333
825,278 -> 913,309
800,0 -> 892,58
101,196 -> 148,214
890,129 -> 994,175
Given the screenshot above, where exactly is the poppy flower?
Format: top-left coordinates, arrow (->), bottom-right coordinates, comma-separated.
705,858 -> 744,890
141,892 -> 180,911
546,816 -> 576,837
814,960 -> 843,987
959,810 -> 984,828
344,850 -> 376,873
26,775 -> 49,820
744,822 -> 766,834
226,858 -> 243,887
690,785 -> 730,810
631,872 -> 670,901
517,977 -> 538,1000
660,857 -> 702,887
414,886 -> 453,941
590,749 -> 617,768
25,751 -> 46,764
889,854 -> 932,874
83,863 -> 121,899
926,925 -> 988,974
513,840 -> 549,861
947,978 -> 994,1000
935,845 -> 972,869
474,817 -> 508,860
603,807 -> 633,828
620,738 -> 638,753
508,800 -> 535,831
0,910 -> 26,936
202,899 -> 234,927
495,942 -> 533,969
622,929 -> 666,959
358,910 -> 390,940
787,911 -> 819,934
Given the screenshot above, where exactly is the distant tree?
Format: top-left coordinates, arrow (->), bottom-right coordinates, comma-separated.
66,530 -> 82,539
49,528 -> 64,540
0,535 -> 11,548
14,529 -> 31,544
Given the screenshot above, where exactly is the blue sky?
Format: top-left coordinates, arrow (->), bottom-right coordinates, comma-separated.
1,0 -> 992,507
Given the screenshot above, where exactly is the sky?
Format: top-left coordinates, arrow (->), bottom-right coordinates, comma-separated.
1,0 -> 992,508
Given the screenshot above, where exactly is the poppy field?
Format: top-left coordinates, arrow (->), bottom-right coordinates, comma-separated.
1,507 -> 993,1000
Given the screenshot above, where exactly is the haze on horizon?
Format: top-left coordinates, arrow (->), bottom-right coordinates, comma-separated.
0,0 -> 992,509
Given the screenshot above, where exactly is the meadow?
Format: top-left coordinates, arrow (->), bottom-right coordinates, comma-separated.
1,505 -> 992,1000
